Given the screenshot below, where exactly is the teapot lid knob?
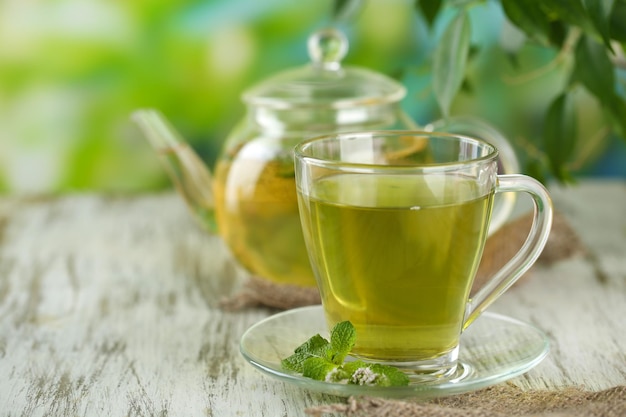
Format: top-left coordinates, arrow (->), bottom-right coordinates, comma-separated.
243,27 -> 406,108
307,28 -> 348,70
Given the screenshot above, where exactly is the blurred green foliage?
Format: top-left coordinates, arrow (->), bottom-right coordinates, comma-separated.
416,0 -> 626,183
0,0 -> 624,194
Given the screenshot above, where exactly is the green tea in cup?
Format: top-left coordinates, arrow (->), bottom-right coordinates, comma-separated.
294,132 -> 552,380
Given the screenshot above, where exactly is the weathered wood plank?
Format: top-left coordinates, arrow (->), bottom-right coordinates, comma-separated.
0,181 -> 624,416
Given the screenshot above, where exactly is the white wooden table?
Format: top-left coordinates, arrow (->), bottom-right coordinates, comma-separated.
0,180 -> 625,416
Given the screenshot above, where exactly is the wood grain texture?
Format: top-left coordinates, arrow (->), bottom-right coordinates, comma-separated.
0,181 -> 624,416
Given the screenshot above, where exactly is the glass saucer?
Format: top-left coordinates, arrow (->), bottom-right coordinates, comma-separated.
240,305 -> 549,399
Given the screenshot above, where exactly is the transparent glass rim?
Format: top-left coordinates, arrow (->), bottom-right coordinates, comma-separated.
294,130 -> 499,173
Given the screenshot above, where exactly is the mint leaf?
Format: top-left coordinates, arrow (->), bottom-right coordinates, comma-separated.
281,334 -> 330,373
368,363 -> 411,387
302,357 -> 339,381
341,360 -> 367,373
329,321 -> 356,364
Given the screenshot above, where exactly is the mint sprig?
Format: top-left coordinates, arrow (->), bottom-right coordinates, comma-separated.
281,321 -> 410,387
280,334 -> 330,373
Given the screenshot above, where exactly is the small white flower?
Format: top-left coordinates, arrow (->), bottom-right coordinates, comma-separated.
351,367 -> 381,386
325,368 -> 349,384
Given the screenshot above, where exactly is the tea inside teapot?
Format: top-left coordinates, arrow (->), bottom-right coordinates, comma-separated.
212,137 -> 313,286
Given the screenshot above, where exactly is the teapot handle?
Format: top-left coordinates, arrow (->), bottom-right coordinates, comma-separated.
424,116 -> 520,235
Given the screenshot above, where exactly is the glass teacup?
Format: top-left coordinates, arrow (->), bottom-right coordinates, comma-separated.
294,131 -> 553,381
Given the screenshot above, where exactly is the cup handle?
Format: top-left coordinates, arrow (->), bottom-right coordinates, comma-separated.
462,174 -> 554,330
425,116 -> 520,235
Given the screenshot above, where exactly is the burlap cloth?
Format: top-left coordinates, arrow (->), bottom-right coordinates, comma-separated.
223,212 -> 625,416
220,210 -> 585,310
304,384 -> 626,417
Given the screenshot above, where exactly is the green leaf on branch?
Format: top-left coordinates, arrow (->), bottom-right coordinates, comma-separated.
332,0 -> 363,22
415,0 -> 442,27
433,10 -> 471,117
501,0 -> 552,45
544,92 -> 577,182
606,96 -> 626,140
547,20 -> 568,48
572,33 -> 626,141
583,0 -> 615,52
526,159 -> 549,185
609,1 -> 626,42
572,35 -> 615,101
542,0 -> 591,29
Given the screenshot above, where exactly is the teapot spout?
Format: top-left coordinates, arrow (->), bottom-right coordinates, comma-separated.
132,109 -> 217,233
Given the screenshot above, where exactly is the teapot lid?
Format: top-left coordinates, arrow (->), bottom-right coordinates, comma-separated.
242,28 -> 406,109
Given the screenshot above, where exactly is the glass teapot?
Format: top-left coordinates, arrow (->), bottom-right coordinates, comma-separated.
133,28 -> 519,288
